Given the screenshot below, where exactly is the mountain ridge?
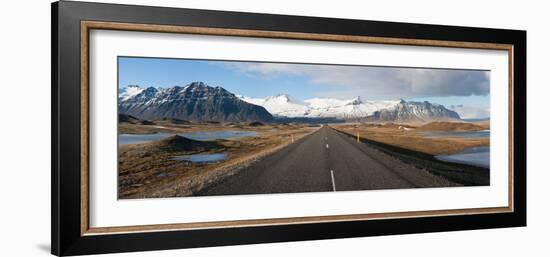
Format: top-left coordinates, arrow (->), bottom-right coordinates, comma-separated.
120,83 -> 461,123
118,82 -> 273,122
240,94 -> 460,122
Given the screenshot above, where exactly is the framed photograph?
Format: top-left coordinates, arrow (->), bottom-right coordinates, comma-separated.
52,1 -> 526,256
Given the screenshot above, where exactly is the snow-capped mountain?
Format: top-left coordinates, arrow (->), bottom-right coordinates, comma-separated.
119,82 -> 460,123
366,99 -> 461,122
239,94 -> 309,117
240,94 -> 460,122
304,97 -> 400,119
118,82 -> 273,122
118,85 -> 144,101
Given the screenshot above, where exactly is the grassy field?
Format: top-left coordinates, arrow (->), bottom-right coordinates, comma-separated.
332,121 -> 490,156
118,121 -> 317,199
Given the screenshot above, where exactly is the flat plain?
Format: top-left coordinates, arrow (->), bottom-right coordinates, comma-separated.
119,118 -> 489,199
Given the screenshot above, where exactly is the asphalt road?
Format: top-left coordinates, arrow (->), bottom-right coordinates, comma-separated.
199,125 -> 455,196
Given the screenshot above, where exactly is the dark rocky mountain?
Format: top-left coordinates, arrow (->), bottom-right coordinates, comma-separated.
118,82 -> 273,122
366,99 -> 461,122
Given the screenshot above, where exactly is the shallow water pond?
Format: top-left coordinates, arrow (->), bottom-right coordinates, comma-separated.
170,153 -> 228,164
435,146 -> 489,168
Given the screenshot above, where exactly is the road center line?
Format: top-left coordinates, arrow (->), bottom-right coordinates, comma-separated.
330,170 -> 336,192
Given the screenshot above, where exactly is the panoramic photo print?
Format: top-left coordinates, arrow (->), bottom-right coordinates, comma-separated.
117,57 -> 491,199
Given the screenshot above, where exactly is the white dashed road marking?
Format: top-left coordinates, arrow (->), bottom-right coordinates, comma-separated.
330,170 -> 336,191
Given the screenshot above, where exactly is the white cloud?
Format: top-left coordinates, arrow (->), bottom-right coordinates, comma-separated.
219,62 -> 489,100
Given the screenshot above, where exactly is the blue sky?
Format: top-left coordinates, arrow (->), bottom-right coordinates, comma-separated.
118,57 -> 322,100
118,57 -> 490,118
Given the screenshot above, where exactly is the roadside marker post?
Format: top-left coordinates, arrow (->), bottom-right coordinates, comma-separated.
357,132 -> 360,143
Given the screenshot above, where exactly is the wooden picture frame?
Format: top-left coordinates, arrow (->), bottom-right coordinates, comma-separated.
52,1 -> 526,256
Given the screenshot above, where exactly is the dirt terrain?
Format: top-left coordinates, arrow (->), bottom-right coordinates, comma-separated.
118,121 -> 317,199
332,121 -> 489,155
119,120 -> 489,199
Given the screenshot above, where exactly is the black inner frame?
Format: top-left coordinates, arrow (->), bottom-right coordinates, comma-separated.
52,1 -> 526,256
